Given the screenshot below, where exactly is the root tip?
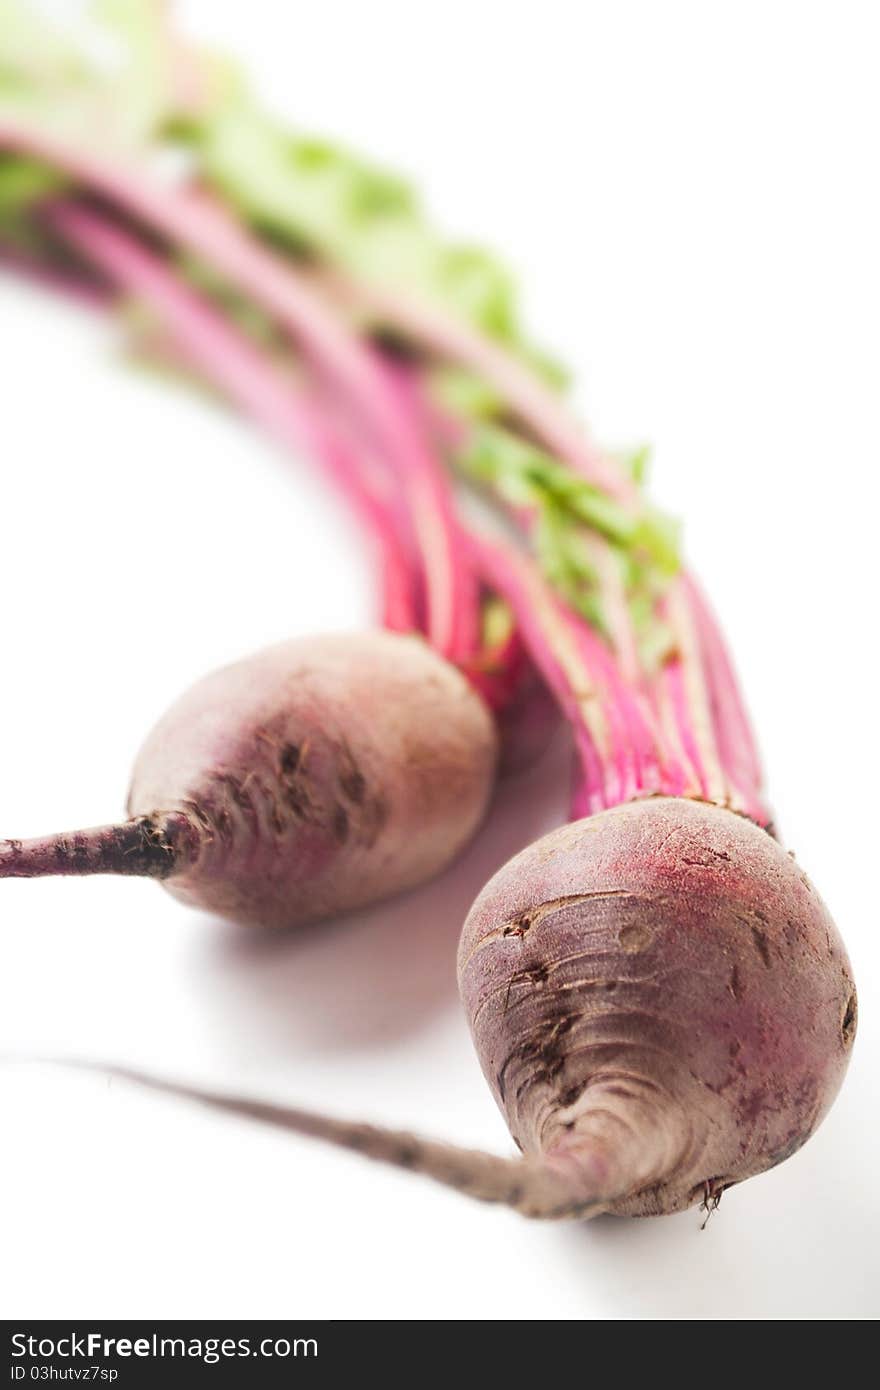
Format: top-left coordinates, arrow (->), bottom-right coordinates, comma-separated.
0,815 -> 187,880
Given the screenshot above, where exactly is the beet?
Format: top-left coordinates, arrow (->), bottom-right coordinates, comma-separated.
457,799 -> 855,1215
0,632 -> 498,929
59,800 -> 853,1219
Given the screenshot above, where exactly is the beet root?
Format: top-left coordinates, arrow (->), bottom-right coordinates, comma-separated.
0,631 -> 498,929
458,797 -> 856,1216
41,797 -> 855,1221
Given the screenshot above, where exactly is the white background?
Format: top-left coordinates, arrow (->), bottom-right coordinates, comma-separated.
1,0 -> 878,1320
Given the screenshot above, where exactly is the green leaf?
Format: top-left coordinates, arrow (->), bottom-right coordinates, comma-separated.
481,595 -> 514,649
179,82 -> 564,378
0,152 -> 66,253
428,365 -> 504,421
175,251 -> 294,357
0,153 -> 64,211
454,420 -> 680,654
622,443 -> 652,485
633,506 -> 681,576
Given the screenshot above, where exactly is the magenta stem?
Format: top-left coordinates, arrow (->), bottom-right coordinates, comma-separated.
678,578 -> 768,823
0,118 -> 771,825
400,348 -> 771,824
339,275 -> 634,502
471,539 -> 686,816
47,200 -> 424,635
0,244 -> 109,307
0,121 -> 474,660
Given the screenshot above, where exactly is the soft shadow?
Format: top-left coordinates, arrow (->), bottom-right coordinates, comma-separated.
185,733 -> 571,1058
545,1112 -> 880,1320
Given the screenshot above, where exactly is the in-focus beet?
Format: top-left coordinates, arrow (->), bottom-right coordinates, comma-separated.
458,798 -> 856,1215
55,796 -> 855,1221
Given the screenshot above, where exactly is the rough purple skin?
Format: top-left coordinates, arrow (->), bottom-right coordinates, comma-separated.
1,631 -> 498,929
458,797 -> 856,1216
44,797 -> 855,1220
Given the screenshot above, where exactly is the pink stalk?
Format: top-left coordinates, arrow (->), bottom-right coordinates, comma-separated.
385,319 -> 771,825
47,200 -> 423,636
472,539 -> 681,816
580,533 -> 642,685
471,540 -> 737,819
374,361 -> 481,660
658,656 -> 711,800
682,576 -> 765,809
0,244 -> 109,307
377,543 -> 421,635
402,368 -> 650,681
404,374 -> 691,804
582,624 -> 683,806
654,581 -> 766,821
0,120 -> 770,825
336,276 -> 635,503
0,122 -> 474,660
399,366 -> 647,694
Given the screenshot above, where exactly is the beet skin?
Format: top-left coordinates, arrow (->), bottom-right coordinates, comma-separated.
458,798 -> 856,1216
1,631 -> 498,929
